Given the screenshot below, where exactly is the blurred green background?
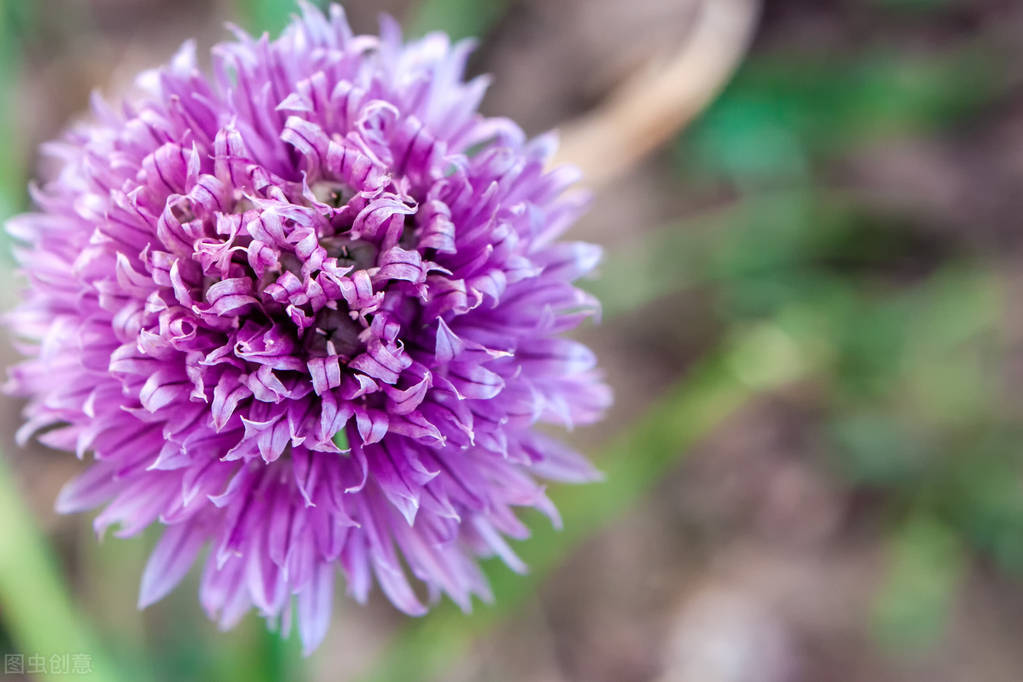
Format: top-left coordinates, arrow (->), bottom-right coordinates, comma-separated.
3,0 -> 1023,681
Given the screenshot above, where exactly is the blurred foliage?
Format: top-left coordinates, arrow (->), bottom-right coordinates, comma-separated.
679,49 -> 993,189
237,0 -> 508,41
664,13 -> 1008,655
407,0 -> 509,41
238,0 -> 330,34
874,515 -> 964,650
0,1 -> 33,224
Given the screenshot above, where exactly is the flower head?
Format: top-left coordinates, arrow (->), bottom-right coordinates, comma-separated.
6,3 -> 609,653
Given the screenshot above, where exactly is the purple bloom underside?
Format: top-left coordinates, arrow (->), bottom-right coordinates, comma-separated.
5,3 -> 609,653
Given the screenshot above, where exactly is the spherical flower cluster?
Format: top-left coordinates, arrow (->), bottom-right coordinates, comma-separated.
6,3 -> 609,652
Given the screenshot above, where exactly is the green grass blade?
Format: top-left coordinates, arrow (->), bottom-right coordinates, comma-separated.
0,455 -> 128,682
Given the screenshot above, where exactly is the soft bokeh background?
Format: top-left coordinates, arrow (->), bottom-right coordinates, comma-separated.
2,1 -> 1023,680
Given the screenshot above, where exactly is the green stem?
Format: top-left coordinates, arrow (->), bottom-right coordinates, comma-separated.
0,455 -> 126,682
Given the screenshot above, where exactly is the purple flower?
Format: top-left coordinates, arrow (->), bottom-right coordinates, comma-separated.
5,3 -> 609,653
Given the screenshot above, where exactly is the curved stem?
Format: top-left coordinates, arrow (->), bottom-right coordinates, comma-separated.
554,0 -> 761,189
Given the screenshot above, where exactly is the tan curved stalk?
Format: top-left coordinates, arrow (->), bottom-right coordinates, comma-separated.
554,0 -> 761,188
